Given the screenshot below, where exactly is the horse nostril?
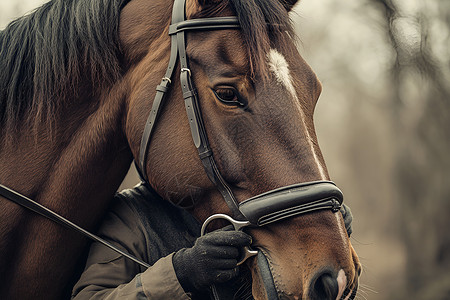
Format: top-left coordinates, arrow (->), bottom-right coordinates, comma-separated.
309,271 -> 339,300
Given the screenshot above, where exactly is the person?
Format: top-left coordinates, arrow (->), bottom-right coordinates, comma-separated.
71,183 -> 353,300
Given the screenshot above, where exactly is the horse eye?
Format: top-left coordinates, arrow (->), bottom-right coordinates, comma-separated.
213,88 -> 247,108
214,88 -> 237,103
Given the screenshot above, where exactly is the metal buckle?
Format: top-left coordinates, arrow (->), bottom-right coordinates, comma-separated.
201,214 -> 258,265
331,198 -> 341,212
181,67 -> 192,76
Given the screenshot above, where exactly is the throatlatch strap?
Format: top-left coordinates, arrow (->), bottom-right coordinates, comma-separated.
138,33 -> 178,182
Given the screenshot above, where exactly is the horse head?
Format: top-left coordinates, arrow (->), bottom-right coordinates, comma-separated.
121,0 -> 360,299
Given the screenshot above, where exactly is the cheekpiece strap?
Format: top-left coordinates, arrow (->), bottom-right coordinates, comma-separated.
136,0 -> 244,219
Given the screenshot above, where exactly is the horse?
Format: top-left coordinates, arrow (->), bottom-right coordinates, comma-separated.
0,0 -> 361,299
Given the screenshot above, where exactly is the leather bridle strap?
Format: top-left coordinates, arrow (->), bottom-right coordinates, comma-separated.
238,181 -> 343,226
0,184 -> 151,269
137,32 -> 178,181
176,27 -> 244,217
169,17 -> 241,34
137,0 -> 186,181
137,0 -> 243,218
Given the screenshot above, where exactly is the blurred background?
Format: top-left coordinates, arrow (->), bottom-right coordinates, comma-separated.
2,1 -> 449,299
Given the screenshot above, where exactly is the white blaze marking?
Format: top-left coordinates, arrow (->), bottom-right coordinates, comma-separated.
267,49 -> 326,179
336,269 -> 347,300
267,49 -> 298,100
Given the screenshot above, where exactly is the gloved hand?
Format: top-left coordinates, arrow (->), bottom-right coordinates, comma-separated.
173,230 -> 252,293
340,203 -> 353,237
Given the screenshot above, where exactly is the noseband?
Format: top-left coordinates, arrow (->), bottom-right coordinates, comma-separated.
137,0 -> 344,229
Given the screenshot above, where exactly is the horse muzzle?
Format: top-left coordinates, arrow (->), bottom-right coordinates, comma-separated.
201,181 -> 358,300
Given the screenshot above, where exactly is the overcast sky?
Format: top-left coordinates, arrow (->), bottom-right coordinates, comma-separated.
0,0 -> 46,29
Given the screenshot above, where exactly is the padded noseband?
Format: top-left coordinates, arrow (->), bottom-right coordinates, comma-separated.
239,181 -> 343,226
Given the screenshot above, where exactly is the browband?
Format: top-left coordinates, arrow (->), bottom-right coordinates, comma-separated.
169,17 -> 240,35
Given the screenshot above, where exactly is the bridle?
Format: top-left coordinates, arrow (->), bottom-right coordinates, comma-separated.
136,0 -> 344,235
137,0 -> 243,218
135,1 -> 346,296
0,0 -> 346,276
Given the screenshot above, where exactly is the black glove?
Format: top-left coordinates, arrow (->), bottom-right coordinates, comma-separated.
340,203 -> 353,237
173,230 -> 252,293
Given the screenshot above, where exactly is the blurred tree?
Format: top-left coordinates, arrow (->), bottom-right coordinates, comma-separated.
370,0 -> 450,299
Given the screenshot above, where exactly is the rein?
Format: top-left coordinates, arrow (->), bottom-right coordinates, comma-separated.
0,184 -> 150,269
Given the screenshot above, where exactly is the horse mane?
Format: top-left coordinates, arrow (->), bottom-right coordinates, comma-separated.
0,0 -> 293,133
195,0 -> 295,77
0,0 -> 130,133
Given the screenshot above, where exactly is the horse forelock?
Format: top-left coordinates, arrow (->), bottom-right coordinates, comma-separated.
192,0 -> 296,79
0,0 -> 131,135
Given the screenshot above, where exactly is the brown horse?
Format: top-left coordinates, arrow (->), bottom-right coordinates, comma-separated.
0,0 -> 360,299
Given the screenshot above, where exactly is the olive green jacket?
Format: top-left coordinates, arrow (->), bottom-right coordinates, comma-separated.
71,185 -> 201,300
71,185 -> 254,300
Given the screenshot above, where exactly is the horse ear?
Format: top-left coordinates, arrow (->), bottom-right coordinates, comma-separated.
281,0 -> 300,11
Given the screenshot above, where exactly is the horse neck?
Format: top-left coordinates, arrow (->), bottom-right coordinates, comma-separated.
0,85 -> 132,299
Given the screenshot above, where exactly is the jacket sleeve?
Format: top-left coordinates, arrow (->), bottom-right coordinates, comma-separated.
71,196 -> 190,300
72,253 -> 189,300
